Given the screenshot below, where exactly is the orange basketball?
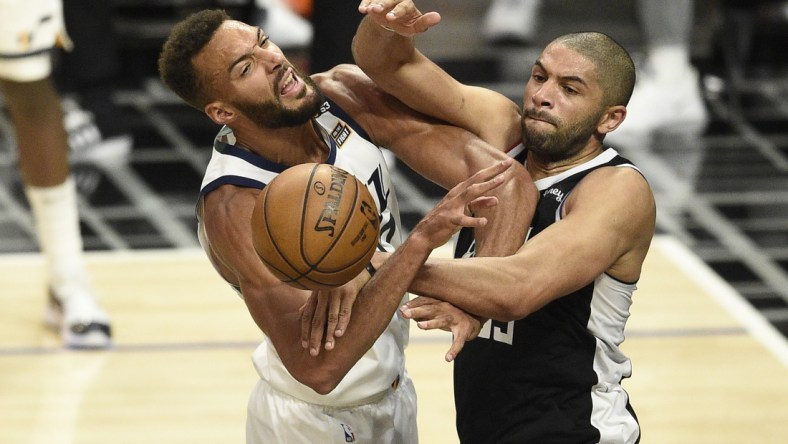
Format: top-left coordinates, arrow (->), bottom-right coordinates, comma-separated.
251,163 -> 380,290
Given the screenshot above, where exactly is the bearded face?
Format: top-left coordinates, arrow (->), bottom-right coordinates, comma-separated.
234,63 -> 325,129
521,107 -> 603,162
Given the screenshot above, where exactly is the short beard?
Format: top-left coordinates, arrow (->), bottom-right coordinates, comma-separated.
522,109 -> 602,162
235,67 -> 326,129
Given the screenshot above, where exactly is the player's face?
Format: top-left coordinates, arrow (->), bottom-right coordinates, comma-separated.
520,43 -> 606,161
197,20 -> 323,128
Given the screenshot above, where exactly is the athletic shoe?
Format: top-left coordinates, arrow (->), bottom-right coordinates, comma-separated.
255,0 -> 313,49
44,287 -> 112,349
482,0 -> 543,46
62,97 -> 132,165
605,67 -> 709,148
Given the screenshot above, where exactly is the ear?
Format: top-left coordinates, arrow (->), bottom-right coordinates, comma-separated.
597,105 -> 626,135
205,101 -> 237,126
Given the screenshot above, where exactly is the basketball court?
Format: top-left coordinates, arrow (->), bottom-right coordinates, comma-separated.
0,235 -> 786,443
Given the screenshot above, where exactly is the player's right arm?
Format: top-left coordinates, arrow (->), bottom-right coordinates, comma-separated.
353,1 -> 521,151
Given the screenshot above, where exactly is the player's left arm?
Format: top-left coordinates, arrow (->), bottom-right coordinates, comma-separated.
405,166 -> 656,321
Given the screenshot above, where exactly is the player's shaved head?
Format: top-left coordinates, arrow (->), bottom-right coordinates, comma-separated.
551,32 -> 636,108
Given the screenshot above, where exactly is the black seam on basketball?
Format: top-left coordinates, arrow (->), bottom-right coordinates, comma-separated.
298,273 -> 334,288
316,220 -> 376,272
258,254 -> 300,284
298,164 -> 321,268
262,180 -> 302,281
311,174 -> 360,272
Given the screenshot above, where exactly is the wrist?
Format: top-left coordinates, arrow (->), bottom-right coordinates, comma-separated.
366,261 -> 377,277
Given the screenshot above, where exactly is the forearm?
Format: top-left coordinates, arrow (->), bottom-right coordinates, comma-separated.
353,16 -> 466,126
329,234 -> 432,356
352,16 -> 416,89
410,255 -> 533,321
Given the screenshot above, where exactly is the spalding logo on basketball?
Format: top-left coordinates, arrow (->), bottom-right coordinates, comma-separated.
251,163 -> 380,290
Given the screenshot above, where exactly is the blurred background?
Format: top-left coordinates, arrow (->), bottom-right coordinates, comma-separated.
0,0 -> 786,338
0,1 -> 787,442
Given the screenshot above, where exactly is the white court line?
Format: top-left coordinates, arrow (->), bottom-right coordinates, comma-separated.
3,237 -> 785,365
657,236 -> 788,367
0,248 -> 207,265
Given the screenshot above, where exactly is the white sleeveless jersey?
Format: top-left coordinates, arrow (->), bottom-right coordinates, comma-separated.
0,0 -> 71,82
198,99 -> 408,407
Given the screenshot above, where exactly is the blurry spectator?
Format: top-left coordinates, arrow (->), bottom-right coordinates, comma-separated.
606,0 -> 708,146
55,0 -> 132,164
0,0 -> 112,349
482,0 -> 543,45
254,0 -> 312,49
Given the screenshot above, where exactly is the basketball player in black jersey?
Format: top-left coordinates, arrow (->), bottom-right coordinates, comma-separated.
353,2 -> 656,442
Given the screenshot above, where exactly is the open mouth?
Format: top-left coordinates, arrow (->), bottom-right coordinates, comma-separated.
279,68 -> 300,97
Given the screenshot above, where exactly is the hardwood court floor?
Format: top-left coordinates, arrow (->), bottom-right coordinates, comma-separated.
0,236 -> 786,443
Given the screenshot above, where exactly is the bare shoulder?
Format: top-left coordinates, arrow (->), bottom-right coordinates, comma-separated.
202,185 -> 257,227
312,64 -> 431,146
562,164 -> 656,281
201,186 -> 259,260
312,64 -> 383,115
567,165 -> 656,230
583,164 -> 653,196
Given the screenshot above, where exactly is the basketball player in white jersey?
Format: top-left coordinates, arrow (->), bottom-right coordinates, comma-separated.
354,2 -> 656,442
157,9 -> 536,443
0,0 -> 111,348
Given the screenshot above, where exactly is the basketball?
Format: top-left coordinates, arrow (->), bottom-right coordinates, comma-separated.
251,163 -> 380,290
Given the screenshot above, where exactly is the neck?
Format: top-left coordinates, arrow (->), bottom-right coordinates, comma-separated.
232,119 -> 330,166
526,142 -> 606,180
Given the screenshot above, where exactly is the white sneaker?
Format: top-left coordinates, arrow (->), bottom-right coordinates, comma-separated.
45,287 -> 112,349
606,67 -> 709,148
62,98 -> 132,165
255,0 -> 313,49
482,0 -> 543,45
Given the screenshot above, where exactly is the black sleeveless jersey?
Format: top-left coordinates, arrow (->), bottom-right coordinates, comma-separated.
453,148 -> 642,443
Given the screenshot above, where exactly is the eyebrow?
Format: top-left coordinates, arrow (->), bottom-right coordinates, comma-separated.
534,60 -> 589,88
227,27 -> 261,73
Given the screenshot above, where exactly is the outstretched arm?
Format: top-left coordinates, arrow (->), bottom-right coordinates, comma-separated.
354,1 -> 522,151
317,66 -> 537,256
352,2 -> 533,256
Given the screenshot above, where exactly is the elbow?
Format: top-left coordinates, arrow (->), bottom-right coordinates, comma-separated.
291,366 -> 345,396
307,378 -> 340,396
496,301 -> 533,322
351,37 -> 389,75
505,303 -> 534,322
494,285 -> 540,322
510,162 -> 539,204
